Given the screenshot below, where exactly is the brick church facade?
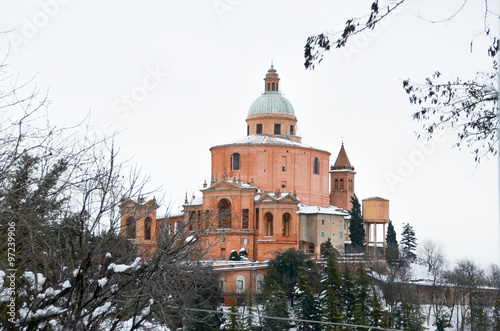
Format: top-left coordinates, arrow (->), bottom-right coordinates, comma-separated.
120,64 -> 390,302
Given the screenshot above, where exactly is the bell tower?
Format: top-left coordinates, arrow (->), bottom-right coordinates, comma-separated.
264,61 -> 280,92
330,143 -> 356,211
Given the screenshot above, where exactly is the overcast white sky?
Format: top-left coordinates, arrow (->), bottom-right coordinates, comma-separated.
1,0 -> 498,268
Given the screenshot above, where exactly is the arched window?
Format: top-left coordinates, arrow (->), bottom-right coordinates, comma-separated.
218,277 -> 226,293
334,179 -> 339,190
231,153 -> 240,171
126,217 -> 136,239
267,82 -> 270,91
265,212 -> 273,236
282,213 -> 291,237
218,199 -> 232,228
340,179 -> 344,190
236,274 -> 245,293
272,82 -> 275,91
313,157 -> 320,175
144,217 -> 151,240
255,273 -> 264,294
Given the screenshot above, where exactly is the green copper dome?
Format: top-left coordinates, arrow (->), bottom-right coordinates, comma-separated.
248,92 -> 295,116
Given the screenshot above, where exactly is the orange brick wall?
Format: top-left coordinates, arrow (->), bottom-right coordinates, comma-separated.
210,144 -> 330,207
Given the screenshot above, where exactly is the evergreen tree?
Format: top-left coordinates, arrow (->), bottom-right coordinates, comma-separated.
353,264 -> 371,326
267,248 -> 313,305
243,290 -> 255,331
226,299 -> 241,331
321,237 -> 335,258
493,298 -> 500,331
294,266 -> 321,331
368,286 -> 384,328
400,223 -> 417,263
466,301 -> 490,331
262,269 -> 290,330
393,289 -> 424,331
349,195 -> 365,250
340,265 -> 356,327
385,221 -> 399,263
320,254 -> 343,330
433,310 -> 451,331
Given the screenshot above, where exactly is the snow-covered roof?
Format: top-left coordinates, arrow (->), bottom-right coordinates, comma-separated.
298,204 -> 348,216
254,191 -> 297,202
211,134 -> 329,153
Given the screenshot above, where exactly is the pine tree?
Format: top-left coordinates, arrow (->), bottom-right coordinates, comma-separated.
226,299 -> 241,331
349,195 -> 365,250
368,286 -> 384,328
320,254 -> 343,330
294,266 -> 321,331
243,290 -> 255,331
400,223 -> 417,263
493,298 -> 500,330
393,289 -> 424,331
340,265 -> 356,327
262,270 -> 290,330
267,248 -> 312,306
321,237 -> 335,258
385,221 -> 399,263
353,264 -> 371,326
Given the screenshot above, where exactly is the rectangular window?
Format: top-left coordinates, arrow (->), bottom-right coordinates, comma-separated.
255,208 -> 259,229
243,238 -> 248,245
290,125 -> 294,135
340,220 -> 343,226
242,209 -> 249,229
220,248 -> 226,260
321,219 -> 325,226
247,125 -> 249,136
339,232 -> 343,238
256,124 -> 262,134
189,211 -> 195,231
237,280 -> 244,290
221,236 -> 226,244
304,230 -> 308,236
321,231 -> 324,238
256,280 -> 263,290
231,153 -> 240,171
274,124 -> 281,135
281,156 -> 286,172
281,181 -> 286,189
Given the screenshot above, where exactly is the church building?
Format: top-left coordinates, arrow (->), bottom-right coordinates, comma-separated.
121,64 -> 359,262
120,64 -> 392,302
